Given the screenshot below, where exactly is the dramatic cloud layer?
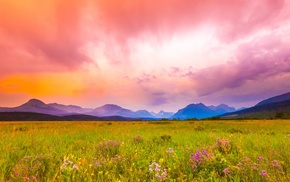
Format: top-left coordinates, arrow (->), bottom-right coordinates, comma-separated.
0,0 -> 289,111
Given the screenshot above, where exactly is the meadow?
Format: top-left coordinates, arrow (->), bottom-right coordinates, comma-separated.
0,120 -> 289,181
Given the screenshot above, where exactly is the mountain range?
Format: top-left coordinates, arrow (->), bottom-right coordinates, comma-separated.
255,92 -> 290,106
150,110 -> 175,118
0,99 -> 172,119
0,91 -> 289,120
221,92 -> 290,119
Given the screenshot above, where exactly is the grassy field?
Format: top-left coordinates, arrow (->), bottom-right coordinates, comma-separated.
0,120 -> 289,181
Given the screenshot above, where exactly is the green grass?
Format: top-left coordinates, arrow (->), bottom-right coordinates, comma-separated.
0,120 -> 289,181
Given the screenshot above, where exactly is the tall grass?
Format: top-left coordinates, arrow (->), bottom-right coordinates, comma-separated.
0,120 -> 289,181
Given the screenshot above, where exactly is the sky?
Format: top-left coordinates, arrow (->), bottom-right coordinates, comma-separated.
0,0 -> 290,112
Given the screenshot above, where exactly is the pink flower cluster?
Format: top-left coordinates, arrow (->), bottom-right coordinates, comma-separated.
149,162 -> 167,181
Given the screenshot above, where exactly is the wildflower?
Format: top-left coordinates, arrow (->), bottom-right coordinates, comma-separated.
260,170 -> 268,176
154,163 -> 161,172
72,164 -> 79,171
257,156 -> 263,161
149,162 -> 159,171
201,149 -> 208,156
216,138 -> 231,154
251,165 -> 258,170
223,168 -> 230,175
60,156 -> 79,172
271,160 -> 282,169
194,152 -> 200,161
155,169 -> 167,181
98,140 -> 121,150
167,148 -> 175,154
190,149 -> 211,169
149,162 -> 167,181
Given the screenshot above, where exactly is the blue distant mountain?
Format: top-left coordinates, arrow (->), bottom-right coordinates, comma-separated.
170,103 -> 217,119
207,104 -> 236,115
151,110 -> 174,118
170,103 -> 237,120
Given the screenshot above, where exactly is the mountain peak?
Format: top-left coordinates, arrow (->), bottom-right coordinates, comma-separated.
171,103 -> 217,120
208,103 -> 236,114
26,99 -> 46,106
217,104 -> 228,107
101,104 -> 123,109
186,103 -> 207,108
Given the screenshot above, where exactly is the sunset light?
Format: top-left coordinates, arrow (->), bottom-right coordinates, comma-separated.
0,0 -> 289,112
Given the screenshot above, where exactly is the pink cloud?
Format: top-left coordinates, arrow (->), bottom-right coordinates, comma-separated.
94,0 -> 289,42
89,0 -> 290,66
134,30 -> 290,107
0,0 -> 94,75
191,32 -> 290,96
1,0 -> 290,72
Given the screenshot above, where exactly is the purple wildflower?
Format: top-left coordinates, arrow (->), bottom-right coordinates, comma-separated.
194,151 -> 200,161
190,149 -> 212,169
260,170 -> 268,176
201,149 -> 208,156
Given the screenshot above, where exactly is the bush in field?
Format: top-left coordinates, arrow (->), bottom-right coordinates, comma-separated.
189,139 -> 234,179
160,134 -> 171,141
214,138 -> 233,155
194,125 -> 205,131
59,154 -> 80,179
133,135 -> 144,144
227,128 -> 243,134
8,154 -> 52,181
97,140 -> 121,158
